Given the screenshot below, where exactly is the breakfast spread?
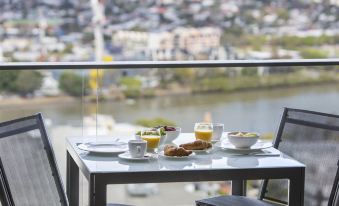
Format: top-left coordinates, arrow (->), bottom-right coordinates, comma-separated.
164,145 -> 192,157
179,140 -> 212,150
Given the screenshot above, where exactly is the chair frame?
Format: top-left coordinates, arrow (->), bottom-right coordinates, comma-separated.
258,107 -> 339,205
0,113 -> 68,206
328,159 -> 339,206
0,158 -> 14,206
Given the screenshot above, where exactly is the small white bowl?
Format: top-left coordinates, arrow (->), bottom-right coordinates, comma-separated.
228,132 -> 259,148
164,127 -> 181,143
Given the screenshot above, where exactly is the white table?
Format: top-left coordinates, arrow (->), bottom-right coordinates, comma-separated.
66,133 -> 305,206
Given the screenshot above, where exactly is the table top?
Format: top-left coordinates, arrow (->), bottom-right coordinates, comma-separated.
67,133 -> 304,177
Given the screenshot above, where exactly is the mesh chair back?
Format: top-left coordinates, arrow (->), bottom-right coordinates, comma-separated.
0,114 -> 68,206
0,158 -> 15,206
328,159 -> 339,206
260,108 -> 339,206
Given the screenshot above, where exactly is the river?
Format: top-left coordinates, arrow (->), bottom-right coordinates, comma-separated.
1,84 -> 338,135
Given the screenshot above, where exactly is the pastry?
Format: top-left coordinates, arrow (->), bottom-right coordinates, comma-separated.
164,145 -> 192,157
179,140 -> 212,150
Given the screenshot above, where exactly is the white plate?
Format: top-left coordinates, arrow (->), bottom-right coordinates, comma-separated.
216,140 -> 272,152
77,141 -> 128,154
211,140 -> 219,144
118,152 -> 154,161
188,148 -> 213,154
158,151 -> 196,159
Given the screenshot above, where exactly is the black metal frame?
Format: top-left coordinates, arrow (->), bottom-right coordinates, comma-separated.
258,107 -> 339,205
0,114 -> 69,206
0,59 -> 338,70
328,159 -> 339,206
328,160 -> 339,206
0,158 -> 14,206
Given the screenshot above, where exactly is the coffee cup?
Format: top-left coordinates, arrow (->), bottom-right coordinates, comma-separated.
128,140 -> 147,158
212,123 -> 224,141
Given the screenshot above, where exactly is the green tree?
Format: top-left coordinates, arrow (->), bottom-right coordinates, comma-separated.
300,48 -> 328,59
241,67 -> 258,76
119,77 -> 142,98
0,70 -> 19,92
15,71 -> 43,96
136,117 -> 176,127
173,68 -> 196,85
0,70 -> 42,96
59,71 -> 87,97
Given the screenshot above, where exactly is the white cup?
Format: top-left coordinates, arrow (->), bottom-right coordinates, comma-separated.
128,140 -> 147,158
212,123 -> 224,141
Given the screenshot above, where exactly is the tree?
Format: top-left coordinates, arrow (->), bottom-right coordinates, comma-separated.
59,71 -> 87,97
0,70 -> 42,96
300,48 -> 328,59
15,71 -> 43,96
136,117 -> 176,127
0,70 -> 19,92
119,77 -> 142,98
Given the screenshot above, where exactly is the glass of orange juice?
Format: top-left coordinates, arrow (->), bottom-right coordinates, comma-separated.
141,130 -> 161,152
194,123 -> 213,142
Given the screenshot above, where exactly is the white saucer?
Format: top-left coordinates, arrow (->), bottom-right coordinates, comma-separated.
216,140 -> 273,152
77,141 -> 128,154
158,151 -> 196,159
118,152 -> 153,161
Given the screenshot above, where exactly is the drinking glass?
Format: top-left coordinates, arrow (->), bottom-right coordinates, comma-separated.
194,122 -> 213,142
212,123 -> 224,142
140,129 -> 161,153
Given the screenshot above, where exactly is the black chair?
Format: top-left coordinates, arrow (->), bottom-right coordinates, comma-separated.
0,113 -> 132,206
196,108 -> 339,206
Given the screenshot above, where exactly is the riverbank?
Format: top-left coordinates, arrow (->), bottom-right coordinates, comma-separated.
192,70 -> 339,93
0,80 -> 338,109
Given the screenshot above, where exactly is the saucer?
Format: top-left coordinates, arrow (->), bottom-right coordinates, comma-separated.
118,152 -> 154,161
216,140 -> 272,152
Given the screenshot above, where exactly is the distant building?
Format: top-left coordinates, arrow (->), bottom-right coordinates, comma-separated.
112,27 -> 223,60
37,71 -> 60,96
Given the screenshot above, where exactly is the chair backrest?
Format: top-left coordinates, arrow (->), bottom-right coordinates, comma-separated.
328,159 -> 339,206
0,114 -> 68,206
259,108 -> 339,206
0,157 -> 14,206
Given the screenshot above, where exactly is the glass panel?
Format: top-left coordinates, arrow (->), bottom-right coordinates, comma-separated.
0,65 -> 338,205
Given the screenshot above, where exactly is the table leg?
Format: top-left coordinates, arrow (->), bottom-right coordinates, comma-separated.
89,175 -> 107,206
289,168 -> 305,206
231,180 -> 247,196
67,151 -> 79,206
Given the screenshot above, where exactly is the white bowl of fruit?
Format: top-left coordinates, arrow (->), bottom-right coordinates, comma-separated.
228,132 -> 259,148
155,126 -> 181,143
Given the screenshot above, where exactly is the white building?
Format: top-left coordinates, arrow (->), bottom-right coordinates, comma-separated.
38,72 -> 60,96
113,27 -> 223,60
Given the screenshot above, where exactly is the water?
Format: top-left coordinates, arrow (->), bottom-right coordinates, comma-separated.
1,84 -> 338,135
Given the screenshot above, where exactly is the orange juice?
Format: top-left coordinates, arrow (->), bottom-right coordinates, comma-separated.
195,130 -> 212,142
141,135 -> 160,149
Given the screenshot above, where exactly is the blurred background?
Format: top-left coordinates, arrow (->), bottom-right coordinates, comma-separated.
0,0 -> 338,205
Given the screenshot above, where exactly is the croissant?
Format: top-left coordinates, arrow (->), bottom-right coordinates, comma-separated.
179,140 -> 212,150
164,145 -> 192,157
